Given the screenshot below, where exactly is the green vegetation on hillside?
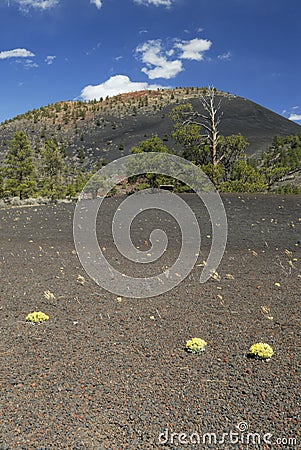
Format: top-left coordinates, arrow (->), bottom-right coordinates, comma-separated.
259,135 -> 301,192
0,131 -> 103,200
0,87 -> 301,200
1,127 -> 301,200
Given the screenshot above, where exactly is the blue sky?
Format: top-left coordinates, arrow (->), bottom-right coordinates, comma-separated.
0,0 -> 300,125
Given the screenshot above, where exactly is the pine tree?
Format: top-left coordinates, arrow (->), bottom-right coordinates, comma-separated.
40,139 -> 65,200
4,131 -> 37,199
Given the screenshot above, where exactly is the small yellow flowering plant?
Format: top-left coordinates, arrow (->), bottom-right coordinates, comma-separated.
185,337 -> 207,353
26,311 -> 49,324
248,342 -> 274,360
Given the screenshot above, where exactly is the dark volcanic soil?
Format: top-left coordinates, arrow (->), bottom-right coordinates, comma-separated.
0,193 -> 300,449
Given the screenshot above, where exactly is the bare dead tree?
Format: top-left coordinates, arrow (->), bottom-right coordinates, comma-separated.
171,88 -> 251,187
198,86 -> 223,168
171,86 -> 223,168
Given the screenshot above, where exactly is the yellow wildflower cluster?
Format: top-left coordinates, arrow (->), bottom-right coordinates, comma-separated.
185,337 -> 207,353
26,311 -> 49,323
184,338 -> 274,360
248,342 -> 274,359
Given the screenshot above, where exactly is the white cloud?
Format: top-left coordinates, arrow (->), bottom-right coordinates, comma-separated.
284,106 -> 301,122
136,37 -> 212,80
45,55 -> 56,64
90,0 -> 102,8
142,60 -> 182,79
0,48 -> 35,59
136,40 -> 183,79
24,59 -> 38,68
166,49 -> 174,57
218,51 -> 231,61
175,38 -> 212,61
10,0 -> 174,12
16,0 -> 59,10
80,74 -> 168,101
289,113 -> 301,122
134,0 -> 172,6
